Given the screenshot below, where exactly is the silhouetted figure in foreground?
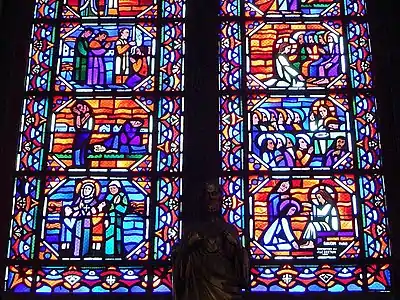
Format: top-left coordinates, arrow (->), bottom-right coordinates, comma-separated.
172,181 -> 249,300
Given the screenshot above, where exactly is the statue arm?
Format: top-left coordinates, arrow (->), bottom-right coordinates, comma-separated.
224,228 -> 250,289
241,247 -> 250,289
171,232 -> 202,300
172,244 -> 184,300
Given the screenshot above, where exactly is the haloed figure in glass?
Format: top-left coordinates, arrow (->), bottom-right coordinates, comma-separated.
61,179 -> 106,257
105,180 -> 128,257
172,182 -> 249,300
301,189 -> 339,249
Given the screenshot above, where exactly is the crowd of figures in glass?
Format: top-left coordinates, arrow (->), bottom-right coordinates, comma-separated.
218,0 -> 391,294
246,22 -> 346,90
249,95 -> 352,170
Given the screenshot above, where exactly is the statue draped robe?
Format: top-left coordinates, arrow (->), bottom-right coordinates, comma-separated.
172,216 -> 249,300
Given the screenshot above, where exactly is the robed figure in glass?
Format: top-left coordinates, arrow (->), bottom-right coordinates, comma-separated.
172,181 -> 249,300
105,180 -> 128,257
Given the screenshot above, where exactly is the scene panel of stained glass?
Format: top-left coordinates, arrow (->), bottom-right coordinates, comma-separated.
4,266 -> 34,292
354,93 -> 382,169
160,23 -> 186,91
251,264 -> 363,292
245,20 -> 347,91
55,22 -> 157,92
39,176 -> 151,260
248,94 -> 353,171
61,0 -> 158,19
249,175 -> 360,260
154,177 -> 182,260
26,23 -> 56,91
219,21 -> 242,91
157,97 -> 185,172
345,0 -> 367,17
220,0 -> 240,16
7,177 -> 41,260
35,266 -> 147,293
244,0 -> 342,18
220,176 -> 245,240
152,267 -> 172,293
220,95 -> 244,171
16,97 -> 49,172
360,175 -> 391,258
35,0 -> 186,19
366,264 -> 391,292
47,96 -> 155,172
347,22 -> 374,89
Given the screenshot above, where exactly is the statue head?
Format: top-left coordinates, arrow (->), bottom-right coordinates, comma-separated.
203,180 -> 222,214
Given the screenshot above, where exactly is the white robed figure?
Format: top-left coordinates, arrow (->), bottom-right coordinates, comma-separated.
80,0 -> 98,17
115,28 -> 136,84
263,200 -> 301,251
258,133 -> 278,168
301,189 -> 339,249
266,42 -> 305,88
105,0 -> 119,16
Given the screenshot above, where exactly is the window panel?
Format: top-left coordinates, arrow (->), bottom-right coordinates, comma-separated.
347,22 -> 374,89
360,175 -> 391,258
162,0 -> 186,19
244,0 -> 342,18
35,266 -> 148,293
34,0 -> 59,19
26,24 -> 56,91
61,0 -> 158,19
157,97 -> 185,172
251,265 -> 363,292
4,266 -> 34,292
220,176 -> 246,240
354,93 -> 382,169
220,95 -> 244,171
219,21 -> 242,91
16,97 -> 49,172
345,0 -> 367,16
220,0 -> 240,16
248,94 -> 353,171
249,175 -> 360,260
6,0 -> 185,293
366,264 -> 391,292
48,96 -> 155,172
219,0 -> 391,294
159,23 -> 186,91
246,20 -> 347,91
154,177 -> 182,260
7,177 -> 41,260
55,22 -> 157,92
152,267 -> 173,293
39,176 -> 151,260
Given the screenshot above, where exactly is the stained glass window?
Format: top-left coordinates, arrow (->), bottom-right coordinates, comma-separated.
5,0 -> 185,293
219,0 -> 392,293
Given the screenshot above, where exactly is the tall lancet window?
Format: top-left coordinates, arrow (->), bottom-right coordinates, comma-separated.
5,0 -> 185,293
218,0 -> 391,293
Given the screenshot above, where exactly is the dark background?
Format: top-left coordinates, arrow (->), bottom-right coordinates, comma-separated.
0,0 -> 398,299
